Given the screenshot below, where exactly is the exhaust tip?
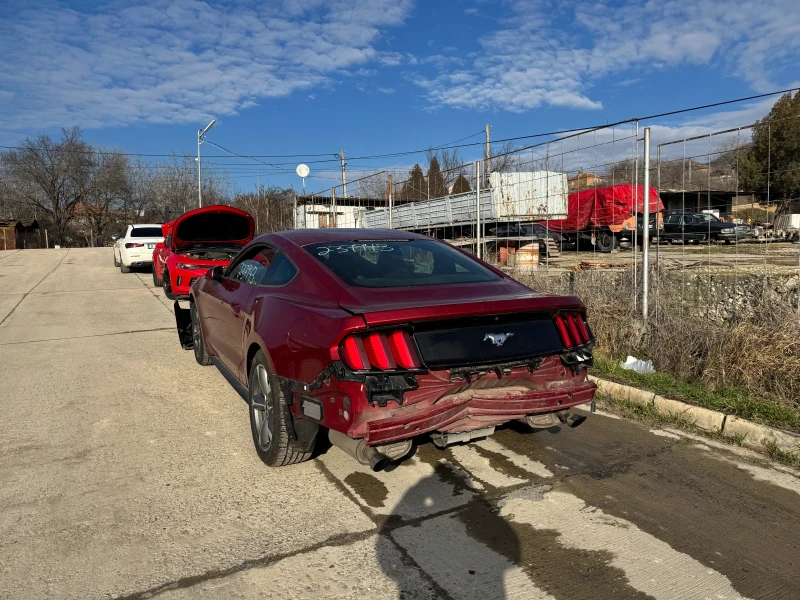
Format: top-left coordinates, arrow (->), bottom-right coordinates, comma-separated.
369,453 -> 391,472
557,410 -> 588,428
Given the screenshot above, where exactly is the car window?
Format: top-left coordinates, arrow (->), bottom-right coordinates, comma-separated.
305,239 -> 500,288
227,246 -> 296,286
665,215 -> 683,224
130,227 -> 163,238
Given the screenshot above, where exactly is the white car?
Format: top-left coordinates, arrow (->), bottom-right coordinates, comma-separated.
113,224 -> 164,273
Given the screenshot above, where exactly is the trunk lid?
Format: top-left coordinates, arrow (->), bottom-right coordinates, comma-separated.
338,280 -> 584,326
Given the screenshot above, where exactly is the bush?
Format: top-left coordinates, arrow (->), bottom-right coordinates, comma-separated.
518,268 -> 800,410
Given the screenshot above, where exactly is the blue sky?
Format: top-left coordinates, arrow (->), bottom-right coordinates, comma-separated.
2,0 -> 799,192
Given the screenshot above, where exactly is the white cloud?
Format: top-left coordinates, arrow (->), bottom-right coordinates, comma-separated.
415,0 -> 800,112
0,0 -> 414,130
377,87 -> 395,94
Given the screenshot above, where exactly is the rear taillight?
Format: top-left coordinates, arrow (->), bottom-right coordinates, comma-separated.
125,243 -> 144,248
554,312 -> 592,348
341,335 -> 370,370
340,330 -> 421,371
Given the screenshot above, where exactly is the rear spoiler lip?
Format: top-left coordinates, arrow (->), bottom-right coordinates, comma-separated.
352,295 -> 586,327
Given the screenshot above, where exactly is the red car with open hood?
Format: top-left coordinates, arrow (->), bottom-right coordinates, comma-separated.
158,205 -> 254,299
151,221 -> 173,288
175,229 -> 596,471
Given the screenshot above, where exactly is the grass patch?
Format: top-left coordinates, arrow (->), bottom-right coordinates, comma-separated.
764,440 -> 800,468
594,355 -> 800,433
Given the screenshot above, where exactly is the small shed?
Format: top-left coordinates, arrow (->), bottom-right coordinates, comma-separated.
0,219 -> 40,250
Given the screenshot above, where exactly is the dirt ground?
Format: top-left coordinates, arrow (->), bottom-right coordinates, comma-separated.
540,240 -> 800,274
1,247 -> 798,600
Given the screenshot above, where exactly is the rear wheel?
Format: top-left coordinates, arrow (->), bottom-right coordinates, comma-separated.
120,261 -> 130,274
248,351 -> 312,467
190,301 -> 211,366
163,268 -> 176,299
113,250 -> 119,267
596,230 -> 614,253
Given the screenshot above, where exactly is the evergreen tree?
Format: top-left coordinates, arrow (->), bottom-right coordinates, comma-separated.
426,157 -> 448,198
740,91 -> 800,201
399,164 -> 426,201
451,172 -> 472,194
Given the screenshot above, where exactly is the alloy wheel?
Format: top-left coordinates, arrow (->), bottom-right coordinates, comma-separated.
251,364 -> 274,450
191,305 -> 202,358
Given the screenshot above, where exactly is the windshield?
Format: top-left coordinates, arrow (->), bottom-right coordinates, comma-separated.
305,239 -> 500,288
130,227 -> 163,238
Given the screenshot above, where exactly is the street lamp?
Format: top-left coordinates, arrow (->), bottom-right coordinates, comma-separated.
197,119 -> 216,208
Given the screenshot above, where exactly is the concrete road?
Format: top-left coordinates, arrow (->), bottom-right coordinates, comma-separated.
1,248 -> 798,600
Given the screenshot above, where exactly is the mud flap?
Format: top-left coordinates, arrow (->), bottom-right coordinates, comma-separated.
174,300 -> 193,350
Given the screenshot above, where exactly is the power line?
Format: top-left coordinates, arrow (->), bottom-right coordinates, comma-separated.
1,86 -> 798,164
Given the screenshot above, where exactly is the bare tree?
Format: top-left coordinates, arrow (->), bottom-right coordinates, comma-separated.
234,186 -> 293,233
79,151 -> 129,245
2,127 -> 94,245
489,141 -> 522,174
426,146 -> 467,189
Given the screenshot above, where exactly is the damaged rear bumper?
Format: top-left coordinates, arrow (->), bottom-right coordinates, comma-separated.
363,380 -> 596,445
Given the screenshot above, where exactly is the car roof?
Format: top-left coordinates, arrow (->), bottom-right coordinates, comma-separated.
276,228 -> 429,246
130,223 -> 163,228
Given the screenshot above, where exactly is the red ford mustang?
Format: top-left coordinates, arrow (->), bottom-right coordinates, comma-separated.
158,205 -> 254,299
175,229 -> 596,470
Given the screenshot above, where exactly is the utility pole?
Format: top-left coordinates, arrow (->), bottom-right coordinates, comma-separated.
476,160 -> 482,259
484,124 -> 491,185
387,174 -> 393,229
643,127 -> 651,320
340,151 -> 347,198
331,188 -> 336,229
197,119 -> 216,208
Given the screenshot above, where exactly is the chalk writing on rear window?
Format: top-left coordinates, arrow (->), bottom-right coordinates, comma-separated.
315,243 -> 394,256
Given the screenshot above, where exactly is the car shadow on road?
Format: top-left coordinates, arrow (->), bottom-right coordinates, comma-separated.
375,461 -> 521,599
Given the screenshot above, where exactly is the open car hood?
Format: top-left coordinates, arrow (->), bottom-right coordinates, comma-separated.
170,205 -> 254,250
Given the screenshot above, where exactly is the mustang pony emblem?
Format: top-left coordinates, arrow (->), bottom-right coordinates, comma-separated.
484,332 -> 514,347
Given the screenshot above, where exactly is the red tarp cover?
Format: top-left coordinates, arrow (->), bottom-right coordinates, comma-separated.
545,185 -> 664,232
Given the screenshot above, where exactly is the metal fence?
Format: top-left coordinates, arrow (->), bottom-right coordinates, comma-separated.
292,114 -> 800,332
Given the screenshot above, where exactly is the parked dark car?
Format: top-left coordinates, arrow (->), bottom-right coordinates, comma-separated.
175,229 -> 596,471
486,222 -> 569,255
660,211 -> 751,244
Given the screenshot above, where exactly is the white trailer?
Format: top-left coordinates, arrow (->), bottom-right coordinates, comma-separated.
362,171 -> 568,230
295,203 -> 363,229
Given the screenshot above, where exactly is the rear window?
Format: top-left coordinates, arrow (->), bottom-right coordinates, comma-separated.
130,227 -> 163,238
305,239 -> 500,288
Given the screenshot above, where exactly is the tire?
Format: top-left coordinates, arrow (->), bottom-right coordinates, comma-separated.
113,250 -> 119,267
120,261 -> 130,274
162,268 -> 176,300
190,301 -> 212,366
596,230 -> 614,253
248,351 -> 312,467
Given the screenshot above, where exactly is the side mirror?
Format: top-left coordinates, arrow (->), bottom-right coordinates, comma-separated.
111,234 -> 118,241
155,241 -> 165,250
208,265 -> 224,282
